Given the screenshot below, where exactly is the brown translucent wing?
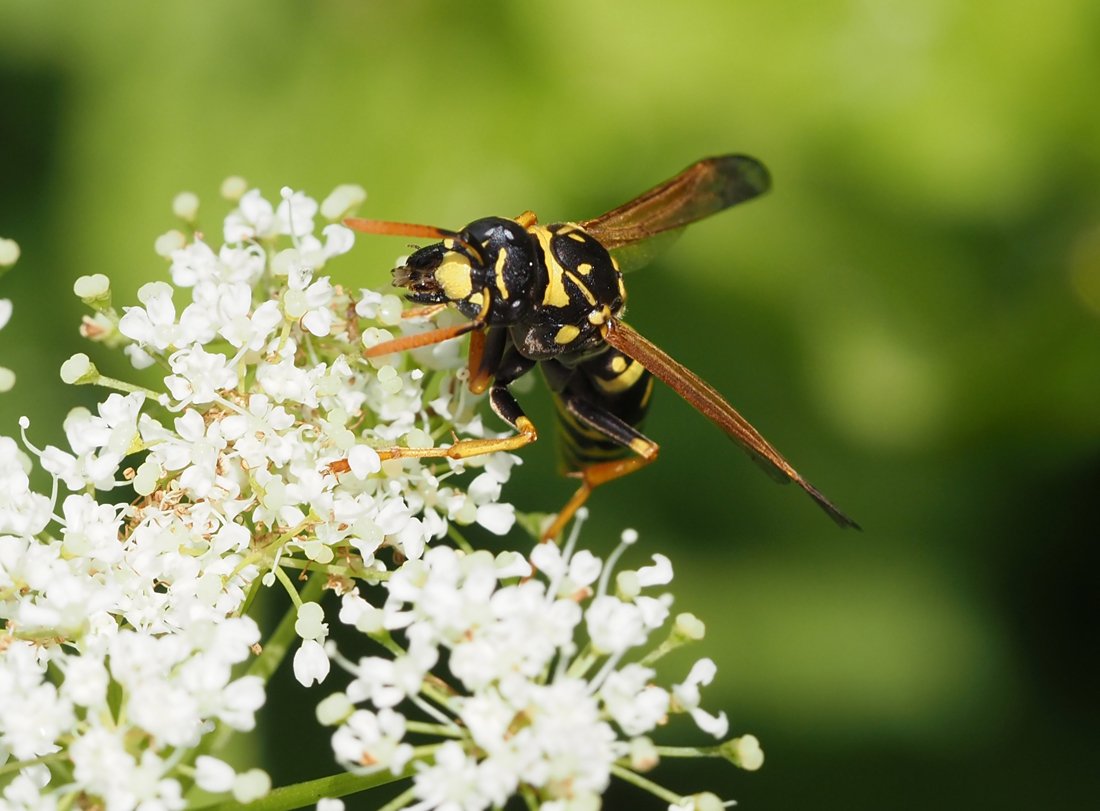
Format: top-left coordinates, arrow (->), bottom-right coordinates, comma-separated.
580,155 -> 771,260
602,318 -> 860,529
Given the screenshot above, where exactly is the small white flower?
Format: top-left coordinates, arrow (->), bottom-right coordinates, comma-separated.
165,344 -> 238,405
294,639 -> 331,687
332,708 -> 413,774
411,740 -> 488,811
119,280 -> 180,350
232,768 -> 272,804
195,755 -> 236,793
224,189 -> 277,242
599,663 -> 670,736
671,658 -> 729,739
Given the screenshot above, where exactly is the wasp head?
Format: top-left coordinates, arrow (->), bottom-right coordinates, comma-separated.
392,217 -> 536,325
392,243 -> 460,304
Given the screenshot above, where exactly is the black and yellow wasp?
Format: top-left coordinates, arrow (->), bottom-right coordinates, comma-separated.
346,155 -> 858,539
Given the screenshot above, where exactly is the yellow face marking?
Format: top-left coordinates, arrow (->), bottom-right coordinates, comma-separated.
576,262 -> 592,276
594,357 -> 646,394
494,249 -> 509,300
435,255 -> 473,300
610,355 -> 628,373
554,324 -> 580,345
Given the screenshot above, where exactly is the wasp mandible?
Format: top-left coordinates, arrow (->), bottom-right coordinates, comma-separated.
346,155 -> 859,539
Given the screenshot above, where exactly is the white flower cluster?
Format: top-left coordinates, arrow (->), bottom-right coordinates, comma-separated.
323,522 -> 753,811
0,184 -> 521,810
0,183 -> 760,811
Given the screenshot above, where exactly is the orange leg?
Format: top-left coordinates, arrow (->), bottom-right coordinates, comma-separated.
541,437 -> 659,542
514,210 -> 539,228
365,290 -> 490,359
401,303 -> 450,320
376,415 -> 538,464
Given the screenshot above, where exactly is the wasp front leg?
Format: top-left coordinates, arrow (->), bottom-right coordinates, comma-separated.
542,392 -> 659,542
375,348 -> 539,464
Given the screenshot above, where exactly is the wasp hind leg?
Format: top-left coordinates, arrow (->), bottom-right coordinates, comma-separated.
542,394 -> 659,543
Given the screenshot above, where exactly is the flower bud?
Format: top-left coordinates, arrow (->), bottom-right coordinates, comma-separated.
720,733 -> 764,771
220,175 -> 248,201
60,353 -> 99,385
321,184 -> 367,220
73,274 -> 112,313
0,237 -> 20,268
316,692 -> 355,726
231,769 -> 271,803
172,191 -> 200,223
672,612 -> 706,642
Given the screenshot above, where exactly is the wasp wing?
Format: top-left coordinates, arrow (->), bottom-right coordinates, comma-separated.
580,155 -> 771,270
602,318 -> 859,529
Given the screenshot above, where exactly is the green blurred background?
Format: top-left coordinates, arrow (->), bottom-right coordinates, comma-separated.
1,1 -> 1097,808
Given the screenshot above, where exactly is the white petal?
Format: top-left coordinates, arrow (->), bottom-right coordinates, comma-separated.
293,639 -> 331,687
476,502 -> 515,536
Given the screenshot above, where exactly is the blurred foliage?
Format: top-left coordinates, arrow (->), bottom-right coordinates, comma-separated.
1,0 -> 1097,808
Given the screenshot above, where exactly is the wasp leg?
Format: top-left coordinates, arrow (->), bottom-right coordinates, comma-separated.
400,303 -> 450,320
467,327 -> 507,395
375,351 -> 538,463
366,290 -> 490,358
542,395 -> 659,542
514,210 -> 539,228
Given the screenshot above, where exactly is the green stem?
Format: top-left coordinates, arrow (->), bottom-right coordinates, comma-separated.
93,374 -> 162,398
247,571 -> 326,683
638,634 -> 688,668
565,645 -> 599,680
447,524 -> 474,554
193,766 -> 414,811
273,565 -> 305,609
0,752 -> 64,778
609,762 -> 683,806
403,721 -> 465,739
652,744 -> 722,758
376,785 -> 418,811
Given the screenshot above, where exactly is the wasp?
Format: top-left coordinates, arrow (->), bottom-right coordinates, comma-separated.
346,155 -> 858,539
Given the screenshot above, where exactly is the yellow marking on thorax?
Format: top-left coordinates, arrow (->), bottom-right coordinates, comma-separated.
533,227 -> 572,308
435,255 -> 473,300
494,249 -> 510,300
588,307 -> 609,326
576,262 -> 592,275
554,324 -> 580,345
594,357 -> 647,394
564,270 -> 597,305
610,355 -> 628,373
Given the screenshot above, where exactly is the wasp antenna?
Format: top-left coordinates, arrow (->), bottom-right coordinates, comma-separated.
343,218 -> 459,241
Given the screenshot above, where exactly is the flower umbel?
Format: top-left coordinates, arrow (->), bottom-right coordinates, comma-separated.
0,183 -> 759,811
324,519 -> 751,811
